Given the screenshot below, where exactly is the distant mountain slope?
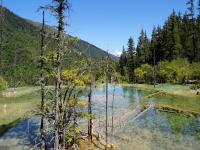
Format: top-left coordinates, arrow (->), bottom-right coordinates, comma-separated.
0,7 -> 117,85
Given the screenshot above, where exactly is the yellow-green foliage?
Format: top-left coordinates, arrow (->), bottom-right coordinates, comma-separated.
157,58 -> 191,83
170,59 -> 190,83
134,68 -> 145,82
0,76 -> 7,91
190,62 -> 200,79
112,72 -> 122,83
134,64 -> 153,83
62,69 -> 90,86
134,59 -> 199,84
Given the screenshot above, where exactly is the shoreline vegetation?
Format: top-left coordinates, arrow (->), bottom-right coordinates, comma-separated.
132,84 -> 200,116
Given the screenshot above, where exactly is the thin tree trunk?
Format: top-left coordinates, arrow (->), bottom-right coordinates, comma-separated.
111,84 -> 115,139
73,98 -> 77,145
88,81 -> 92,140
105,79 -> 108,149
13,44 -> 17,91
88,47 -> 92,140
40,10 -> 46,149
55,1 -> 65,149
153,48 -> 156,88
105,54 -> 109,149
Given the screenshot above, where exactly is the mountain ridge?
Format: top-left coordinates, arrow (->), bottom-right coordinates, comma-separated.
0,6 -> 118,85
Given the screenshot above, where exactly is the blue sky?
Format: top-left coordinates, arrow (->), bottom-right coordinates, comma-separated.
3,0 -> 191,56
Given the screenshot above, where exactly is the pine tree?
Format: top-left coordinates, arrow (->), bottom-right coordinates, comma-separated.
119,46 -> 127,76
186,0 -> 197,62
198,0 -> 200,15
161,10 -> 182,61
136,29 -> 150,65
127,37 -> 136,82
196,0 -> 200,61
171,10 -> 182,59
150,26 -> 162,64
181,14 -> 192,59
187,0 -> 195,20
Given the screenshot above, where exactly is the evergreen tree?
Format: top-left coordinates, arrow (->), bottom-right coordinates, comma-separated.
196,18 -> 200,61
187,0 -> 195,20
136,29 -> 150,65
127,37 -> 136,82
119,46 -> 127,76
181,14 -> 192,59
119,0 -> 200,83
186,0 -> 197,62
150,26 -> 162,64
198,0 -> 200,15
161,10 -> 182,61
196,0 -> 200,61
171,10 -> 182,59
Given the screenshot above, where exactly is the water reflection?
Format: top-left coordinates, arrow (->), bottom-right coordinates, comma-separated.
110,108 -> 200,150
0,85 -> 199,150
0,117 -> 40,149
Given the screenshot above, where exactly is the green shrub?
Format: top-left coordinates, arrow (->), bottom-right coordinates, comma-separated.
134,64 -> 153,83
133,58 -> 200,84
157,59 -> 190,83
0,76 -> 7,91
157,61 -> 176,83
190,63 -> 200,80
134,68 -> 145,83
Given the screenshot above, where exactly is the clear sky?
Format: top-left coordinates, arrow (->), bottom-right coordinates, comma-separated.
3,0 -> 191,56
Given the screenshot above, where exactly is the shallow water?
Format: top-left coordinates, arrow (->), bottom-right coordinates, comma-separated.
0,117 -> 40,150
0,84 -> 199,150
92,85 -> 200,150
109,109 -> 200,150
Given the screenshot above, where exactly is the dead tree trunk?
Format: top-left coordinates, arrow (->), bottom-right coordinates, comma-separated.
111,83 -> 115,138
105,77 -> 108,149
54,1 -> 66,149
88,47 -> 93,140
40,10 -> 46,148
88,79 -> 92,140
105,53 -> 109,150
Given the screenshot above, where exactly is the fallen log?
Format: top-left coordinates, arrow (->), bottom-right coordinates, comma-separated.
143,104 -> 200,118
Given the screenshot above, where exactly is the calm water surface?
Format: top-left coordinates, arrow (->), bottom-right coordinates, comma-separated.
0,85 -> 199,150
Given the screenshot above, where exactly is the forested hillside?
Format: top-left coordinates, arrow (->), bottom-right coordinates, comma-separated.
119,0 -> 200,83
0,7 -> 117,86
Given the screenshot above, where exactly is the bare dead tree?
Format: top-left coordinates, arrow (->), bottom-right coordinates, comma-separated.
105,51 -> 110,150
88,73 -> 93,139
39,10 -> 47,149
88,45 -> 93,140
111,83 -> 115,138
